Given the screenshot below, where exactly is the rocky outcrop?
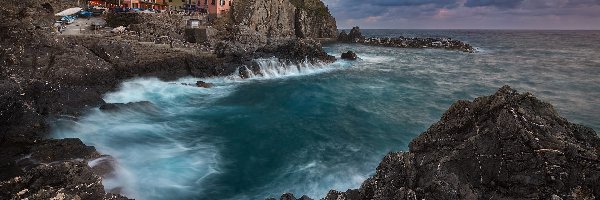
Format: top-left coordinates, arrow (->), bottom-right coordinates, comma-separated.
0,138 -> 128,199
292,0 -> 338,38
106,13 -> 187,44
338,27 -> 364,43
230,0 -> 337,40
322,86 -> 600,199
341,51 -> 358,60
255,39 -> 335,62
339,27 -> 475,53
214,0 -> 337,64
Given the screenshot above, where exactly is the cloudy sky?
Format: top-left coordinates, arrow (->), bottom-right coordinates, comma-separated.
322,0 -> 600,29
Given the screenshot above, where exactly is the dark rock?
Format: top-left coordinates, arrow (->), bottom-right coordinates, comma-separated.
99,101 -> 155,112
322,86 -> 600,199
341,51 -> 358,60
0,160 -> 128,200
280,193 -> 297,200
196,81 -> 214,88
337,26 -> 474,53
229,0 -> 337,40
256,39 -> 336,63
298,195 -> 314,200
338,27 -> 364,43
337,30 -> 348,42
30,138 -> 100,163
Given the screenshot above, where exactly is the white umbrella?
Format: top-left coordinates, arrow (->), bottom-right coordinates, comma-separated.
55,7 -> 83,16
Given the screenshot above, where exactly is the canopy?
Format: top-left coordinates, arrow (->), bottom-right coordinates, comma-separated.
55,7 -> 82,16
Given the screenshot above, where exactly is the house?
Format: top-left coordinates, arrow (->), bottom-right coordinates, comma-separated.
199,0 -> 232,16
165,0 -> 185,11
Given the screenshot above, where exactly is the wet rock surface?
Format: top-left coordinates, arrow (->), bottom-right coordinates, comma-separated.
1,0 -> 339,198
0,160 -> 128,200
196,81 -> 214,88
316,86 -> 600,199
341,51 -> 358,60
339,27 -> 475,53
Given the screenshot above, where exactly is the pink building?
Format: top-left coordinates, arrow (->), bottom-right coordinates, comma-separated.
199,0 -> 232,15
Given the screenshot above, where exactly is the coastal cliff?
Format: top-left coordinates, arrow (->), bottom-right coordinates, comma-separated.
230,0 -> 337,39
2,0 -> 599,199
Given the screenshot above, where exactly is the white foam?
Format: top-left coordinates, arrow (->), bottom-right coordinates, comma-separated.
52,58 -> 357,199
236,58 -> 350,80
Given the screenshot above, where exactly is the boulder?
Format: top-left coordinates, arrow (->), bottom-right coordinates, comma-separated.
341,51 -> 358,60
196,81 -> 214,88
323,86 -> 600,199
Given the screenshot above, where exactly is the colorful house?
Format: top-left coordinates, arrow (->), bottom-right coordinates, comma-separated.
199,0 -> 232,15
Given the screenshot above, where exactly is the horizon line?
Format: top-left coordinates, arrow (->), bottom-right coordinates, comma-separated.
337,28 -> 600,31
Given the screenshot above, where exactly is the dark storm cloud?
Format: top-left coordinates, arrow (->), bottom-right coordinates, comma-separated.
464,0 -> 524,8
322,0 -> 600,29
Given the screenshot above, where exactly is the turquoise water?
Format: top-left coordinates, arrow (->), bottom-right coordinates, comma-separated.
52,30 -> 600,199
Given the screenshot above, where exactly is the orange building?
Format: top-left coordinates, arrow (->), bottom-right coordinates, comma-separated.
199,0 -> 232,15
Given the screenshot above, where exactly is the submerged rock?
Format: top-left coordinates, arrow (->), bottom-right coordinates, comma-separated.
196,81 -> 214,88
341,51 -> 358,60
321,86 -> 600,199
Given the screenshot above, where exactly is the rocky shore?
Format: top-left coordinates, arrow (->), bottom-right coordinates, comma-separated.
1,0 -> 598,199
0,0 -> 337,199
273,86 -> 599,200
339,27 -> 475,53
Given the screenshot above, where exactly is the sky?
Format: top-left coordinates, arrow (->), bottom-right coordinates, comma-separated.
322,0 -> 600,29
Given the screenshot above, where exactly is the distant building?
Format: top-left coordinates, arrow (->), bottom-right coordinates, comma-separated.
181,0 -> 199,12
120,0 -> 167,9
165,0 -> 185,11
199,0 -> 232,16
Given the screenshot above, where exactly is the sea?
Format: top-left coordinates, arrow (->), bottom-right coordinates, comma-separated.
51,30 -> 600,200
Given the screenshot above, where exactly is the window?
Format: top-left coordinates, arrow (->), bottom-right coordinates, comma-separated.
211,0 -> 215,5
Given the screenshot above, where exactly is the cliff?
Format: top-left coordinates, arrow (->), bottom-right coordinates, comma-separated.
228,0 -> 337,40
320,86 -> 600,200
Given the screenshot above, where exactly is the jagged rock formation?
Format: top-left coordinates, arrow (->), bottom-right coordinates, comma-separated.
0,139 -> 128,200
213,0 -> 338,65
230,0 -> 337,40
339,27 -> 475,53
323,86 -> 600,199
291,0 -> 338,38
